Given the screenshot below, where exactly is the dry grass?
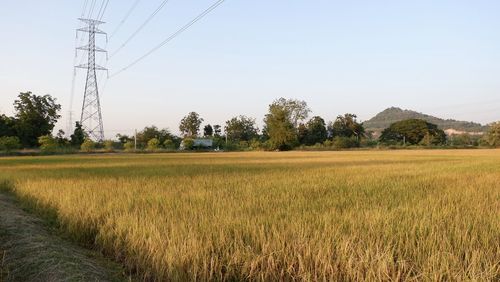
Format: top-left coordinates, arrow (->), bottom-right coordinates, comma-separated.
0,250 -> 7,281
0,150 -> 499,280
0,188 -> 125,282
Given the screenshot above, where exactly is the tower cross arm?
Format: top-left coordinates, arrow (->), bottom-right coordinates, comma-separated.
77,27 -> 107,35
78,18 -> 105,25
75,64 -> 108,71
76,45 -> 108,53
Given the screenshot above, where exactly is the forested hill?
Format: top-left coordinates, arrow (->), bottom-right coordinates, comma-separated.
364,107 -> 488,132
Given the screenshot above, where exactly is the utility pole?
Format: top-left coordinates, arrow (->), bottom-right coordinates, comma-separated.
134,129 -> 137,151
75,18 -> 108,141
66,111 -> 73,138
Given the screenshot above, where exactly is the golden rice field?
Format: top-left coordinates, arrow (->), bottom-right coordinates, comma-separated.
0,150 -> 499,281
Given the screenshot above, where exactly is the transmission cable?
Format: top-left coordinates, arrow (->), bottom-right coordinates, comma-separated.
97,0 -> 110,21
109,0 -> 225,78
110,0 -> 171,58
88,0 -> 97,19
81,0 -> 90,17
109,0 -> 142,39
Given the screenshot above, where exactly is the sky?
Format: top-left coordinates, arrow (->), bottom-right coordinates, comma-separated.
1,0 -> 499,138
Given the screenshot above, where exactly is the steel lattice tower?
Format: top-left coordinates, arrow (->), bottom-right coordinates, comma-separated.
76,18 -> 108,141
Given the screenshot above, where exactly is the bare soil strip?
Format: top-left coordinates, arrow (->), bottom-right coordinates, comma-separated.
0,192 -> 126,282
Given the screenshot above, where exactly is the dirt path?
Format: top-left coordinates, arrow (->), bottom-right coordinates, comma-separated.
0,192 -> 126,282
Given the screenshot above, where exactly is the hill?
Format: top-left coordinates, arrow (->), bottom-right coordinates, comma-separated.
364,107 -> 487,133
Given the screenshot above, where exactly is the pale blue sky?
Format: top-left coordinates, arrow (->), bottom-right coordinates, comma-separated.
1,0 -> 499,137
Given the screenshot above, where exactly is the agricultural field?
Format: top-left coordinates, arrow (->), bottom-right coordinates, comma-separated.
0,150 -> 499,281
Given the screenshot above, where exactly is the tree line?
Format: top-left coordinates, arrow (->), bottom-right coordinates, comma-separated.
1,92 -> 499,153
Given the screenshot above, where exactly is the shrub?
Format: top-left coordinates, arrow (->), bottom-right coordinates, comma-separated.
0,136 -> 21,152
147,138 -> 161,151
81,139 -> 96,153
103,140 -> 115,152
449,134 -> 475,147
323,140 -> 334,147
249,140 -> 264,151
333,136 -> 358,149
124,141 -> 135,152
181,138 -> 194,150
163,139 -> 176,151
239,141 -> 250,150
38,135 -> 59,153
360,139 -> 378,148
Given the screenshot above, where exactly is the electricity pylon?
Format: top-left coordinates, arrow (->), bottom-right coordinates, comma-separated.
75,18 -> 108,141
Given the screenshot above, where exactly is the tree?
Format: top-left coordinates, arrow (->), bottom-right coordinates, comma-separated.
328,114 -> 364,140
380,119 -> 446,145
13,92 -> 61,147
204,125 -> 214,137
271,98 -> 311,128
213,125 -> 222,137
147,138 -> 161,151
136,126 -> 174,148
71,122 -> 86,147
179,112 -> 203,137
304,116 -> 327,145
0,136 -> 21,152
264,103 -> 297,151
0,114 -> 16,138
263,98 -> 310,150
297,123 -> 309,145
225,116 -> 259,142
116,134 -> 133,145
55,130 -> 69,146
484,122 -> 500,147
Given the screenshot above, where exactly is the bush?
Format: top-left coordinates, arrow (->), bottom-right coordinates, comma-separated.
323,140 -> 334,147
239,141 -> 250,150
124,141 -> 135,152
104,140 -> 115,152
147,138 -> 161,151
360,139 -> 378,148
181,138 -> 194,150
81,139 -> 96,152
249,139 -> 264,151
332,136 -> 358,149
38,135 -> 59,153
163,139 -> 176,151
0,136 -> 21,152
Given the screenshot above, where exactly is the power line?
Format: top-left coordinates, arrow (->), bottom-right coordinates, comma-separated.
110,0 -> 226,78
93,0 -> 113,99
98,0 -> 143,88
97,0 -> 110,21
109,0 -> 171,58
81,0 -> 90,17
88,0 -> 97,18
109,0 -> 142,39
